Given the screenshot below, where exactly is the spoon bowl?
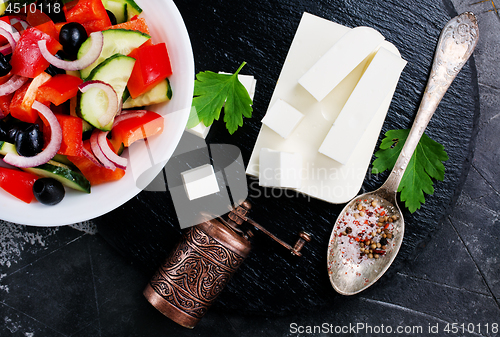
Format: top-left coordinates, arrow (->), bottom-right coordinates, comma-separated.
327,12 -> 479,295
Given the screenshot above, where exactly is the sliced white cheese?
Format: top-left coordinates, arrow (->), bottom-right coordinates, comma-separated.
319,47 -> 407,165
188,120 -> 212,139
246,12 -> 406,204
186,73 -> 257,139
259,148 -> 302,189
181,164 -> 220,200
261,99 -> 304,138
298,26 -> 385,102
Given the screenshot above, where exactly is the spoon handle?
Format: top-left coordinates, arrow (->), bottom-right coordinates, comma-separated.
381,12 -> 479,194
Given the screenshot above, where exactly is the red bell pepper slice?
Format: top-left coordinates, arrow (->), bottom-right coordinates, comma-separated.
10,82 -> 35,123
67,140 -> 125,186
37,74 -> 83,106
127,43 -> 172,98
41,113 -> 83,156
26,10 -> 59,40
0,167 -> 38,203
110,110 -> 164,148
63,0 -> 112,34
10,28 -> 62,78
56,114 -> 83,156
10,73 -> 52,123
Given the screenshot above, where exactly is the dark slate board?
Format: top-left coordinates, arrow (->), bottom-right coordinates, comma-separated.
95,0 -> 479,316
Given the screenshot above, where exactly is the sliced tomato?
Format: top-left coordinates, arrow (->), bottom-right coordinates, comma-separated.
127,43 -> 172,98
0,167 -> 38,203
10,28 -> 62,78
37,74 -> 83,106
0,94 -> 13,117
63,0 -> 112,34
110,110 -> 164,148
67,140 -> 125,186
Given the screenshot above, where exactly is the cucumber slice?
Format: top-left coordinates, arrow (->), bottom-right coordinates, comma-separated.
102,0 -> 142,21
124,0 -> 142,20
78,54 -> 136,130
0,2 -> 7,16
69,96 -> 93,132
25,162 -> 91,194
0,142 -> 91,193
52,154 -> 75,167
123,79 -> 172,109
78,29 -> 150,79
0,141 -> 15,155
104,0 -> 127,24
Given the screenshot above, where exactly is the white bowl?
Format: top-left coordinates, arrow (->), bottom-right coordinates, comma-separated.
0,0 -> 194,226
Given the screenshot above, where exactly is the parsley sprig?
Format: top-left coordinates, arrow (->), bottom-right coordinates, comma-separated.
187,62 -> 253,134
372,129 -> 449,213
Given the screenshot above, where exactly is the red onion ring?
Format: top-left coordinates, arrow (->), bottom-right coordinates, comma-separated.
97,130 -> 127,169
81,146 -> 102,166
0,75 -> 28,96
0,27 -> 16,53
3,102 -> 62,168
113,110 -> 148,126
79,80 -> 119,127
38,31 -> 104,71
0,44 -> 12,55
0,20 -> 20,43
90,128 -> 116,171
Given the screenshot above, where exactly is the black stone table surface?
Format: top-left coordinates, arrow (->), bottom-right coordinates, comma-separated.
1,0 -> 499,336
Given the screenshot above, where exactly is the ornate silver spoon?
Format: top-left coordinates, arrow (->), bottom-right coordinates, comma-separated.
327,12 -> 479,295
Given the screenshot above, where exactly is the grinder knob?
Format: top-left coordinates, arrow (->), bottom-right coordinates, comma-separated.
291,231 -> 312,257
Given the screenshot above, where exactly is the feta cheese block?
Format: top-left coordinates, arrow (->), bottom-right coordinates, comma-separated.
187,106 -> 212,138
246,12 -> 406,204
261,99 -> 304,138
186,73 -> 257,139
319,47 -> 407,165
259,148 -> 303,189
298,26 -> 385,101
181,164 -> 220,200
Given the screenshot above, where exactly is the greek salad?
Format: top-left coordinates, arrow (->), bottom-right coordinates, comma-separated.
0,0 -> 172,205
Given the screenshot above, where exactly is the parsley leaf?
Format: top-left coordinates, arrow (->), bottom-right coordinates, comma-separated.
189,62 -> 253,134
372,129 -> 449,213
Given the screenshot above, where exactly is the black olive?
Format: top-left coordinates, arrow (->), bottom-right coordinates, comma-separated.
45,50 -> 67,76
0,120 -> 26,143
59,22 -> 88,59
37,0 -> 66,23
107,10 -> 117,26
15,124 -> 44,157
33,178 -> 65,205
7,125 -> 20,143
0,121 -> 9,141
0,53 -> 12,77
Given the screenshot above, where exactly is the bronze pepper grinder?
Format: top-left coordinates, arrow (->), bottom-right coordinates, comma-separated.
143,201 -> 312,329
